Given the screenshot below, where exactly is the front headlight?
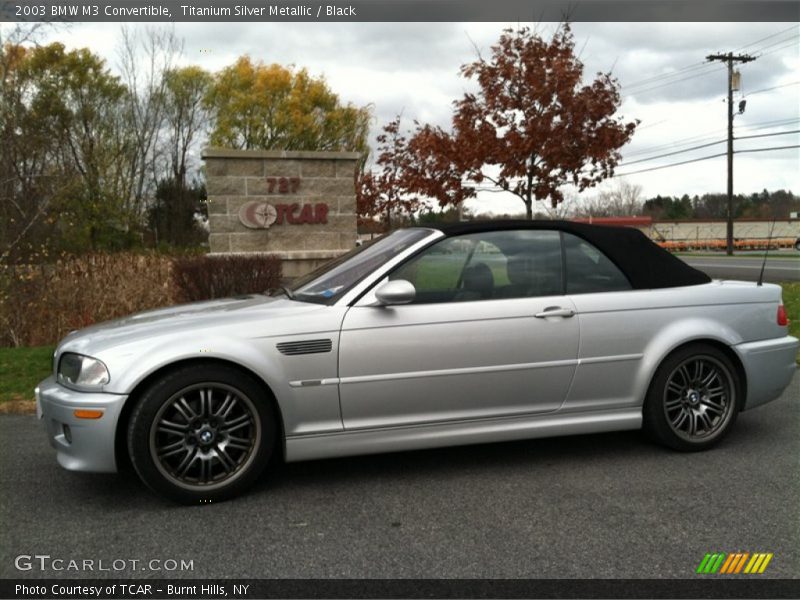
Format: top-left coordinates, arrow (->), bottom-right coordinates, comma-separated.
57,353 -> 110,389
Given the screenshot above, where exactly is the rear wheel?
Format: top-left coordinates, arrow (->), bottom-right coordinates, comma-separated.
643,344 -> 741,451
127,364 -> 276,504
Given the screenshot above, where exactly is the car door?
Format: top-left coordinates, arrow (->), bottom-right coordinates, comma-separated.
338,229 -> 580,430
558,231 -> 647,412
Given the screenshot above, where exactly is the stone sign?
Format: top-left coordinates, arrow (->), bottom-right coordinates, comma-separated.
202,148 -> 359,278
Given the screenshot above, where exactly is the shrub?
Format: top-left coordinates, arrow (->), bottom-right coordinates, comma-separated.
0,252 -> 283,347
0,254 -> 174,347
171,254 -> 282,303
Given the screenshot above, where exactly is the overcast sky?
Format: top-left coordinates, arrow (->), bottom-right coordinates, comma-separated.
36,21 -> 800,215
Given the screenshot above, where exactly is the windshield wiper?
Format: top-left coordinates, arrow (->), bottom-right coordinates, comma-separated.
268,286 -> 295,300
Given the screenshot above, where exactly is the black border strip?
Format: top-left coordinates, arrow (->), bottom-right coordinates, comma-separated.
3,578 -> 800,599
2,0 -> 799,23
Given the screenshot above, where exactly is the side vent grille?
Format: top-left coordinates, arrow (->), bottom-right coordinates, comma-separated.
276,339 -> 333,356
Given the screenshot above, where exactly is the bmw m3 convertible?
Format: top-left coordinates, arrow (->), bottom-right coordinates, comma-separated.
37,221 -> 798,503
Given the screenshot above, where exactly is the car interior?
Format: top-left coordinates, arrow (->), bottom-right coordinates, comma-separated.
389,230 -> 630,304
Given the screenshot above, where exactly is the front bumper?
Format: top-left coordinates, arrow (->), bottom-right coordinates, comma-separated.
735,335 -> 798,410
36,376 -> 127,473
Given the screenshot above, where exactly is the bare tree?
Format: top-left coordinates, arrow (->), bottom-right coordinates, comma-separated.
147,66 -> 212,246
574,180 -> 643,218
116,26 -> 182,221
162,65 -> 212,186
535,192 -> 577,219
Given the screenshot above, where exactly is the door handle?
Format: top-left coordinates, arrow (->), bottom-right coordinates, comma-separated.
534,307 -> 576,319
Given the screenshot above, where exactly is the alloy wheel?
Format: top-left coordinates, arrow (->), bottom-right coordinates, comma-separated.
148,383 -> 261,491
663,355 -> 735,442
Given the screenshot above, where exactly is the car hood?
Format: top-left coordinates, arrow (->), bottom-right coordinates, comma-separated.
58,294 -> 332,356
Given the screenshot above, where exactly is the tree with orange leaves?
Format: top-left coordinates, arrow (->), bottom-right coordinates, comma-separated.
406,24 -> 638,219
356,116 -> 423,230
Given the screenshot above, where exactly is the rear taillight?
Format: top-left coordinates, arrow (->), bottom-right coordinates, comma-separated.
777,304 -> 789,327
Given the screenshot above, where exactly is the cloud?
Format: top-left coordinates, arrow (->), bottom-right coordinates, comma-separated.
33,20 -> 799,205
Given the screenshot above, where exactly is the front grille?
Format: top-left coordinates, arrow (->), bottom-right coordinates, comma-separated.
276,339 -> 333,356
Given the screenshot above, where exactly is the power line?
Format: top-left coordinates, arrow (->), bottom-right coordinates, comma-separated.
622,42 -> 793,94
755,40 -> 800,58
737,117 -> 800,131
616,152 -> 727,176
615,144 -> 798,177
623,129 -> 728,158
619,26 -> 797,146
622,92 -> 730,142
624,65 -> 727,95
745,81 -> 800,96
641,116 -> 798,141
735,129 -> 800,141
622,25 -> 798,92
464,129 -> 799,189
623,119 -> 739,158
470,26 -> 797,193
615,118 -> 798,160
620,129 -> 798,167
466,140 -> 799,192
620,139 -> 725,166
620,83 -> 795,151
622,61 -> 716,90
634,118 -> 671,131
736,144 -> 800,155
652,116 -> 796,141
734,24 -> 799,52
750,33 -> 800,54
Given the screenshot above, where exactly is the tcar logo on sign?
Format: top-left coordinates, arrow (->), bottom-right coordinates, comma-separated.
238,201 -> 329,229
696,552 -> 774,574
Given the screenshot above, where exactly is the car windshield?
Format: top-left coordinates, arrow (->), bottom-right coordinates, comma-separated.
279,228 -> 434,304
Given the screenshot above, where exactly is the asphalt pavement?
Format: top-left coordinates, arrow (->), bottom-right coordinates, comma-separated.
1,374 -> 798,580
680,254 -> 799,283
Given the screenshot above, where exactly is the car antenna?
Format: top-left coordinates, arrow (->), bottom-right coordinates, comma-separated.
757,219 -> 777,287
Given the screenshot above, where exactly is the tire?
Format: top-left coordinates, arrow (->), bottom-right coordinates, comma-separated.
794,239 -> 800,252
127,363 -> 277,504
643,344 -> 742,452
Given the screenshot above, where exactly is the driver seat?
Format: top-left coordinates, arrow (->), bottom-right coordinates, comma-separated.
456,262 -> 494,300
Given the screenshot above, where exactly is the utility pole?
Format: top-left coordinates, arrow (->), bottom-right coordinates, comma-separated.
706,52 -> 756,255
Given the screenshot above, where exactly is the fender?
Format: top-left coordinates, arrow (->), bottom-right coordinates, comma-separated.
632,316 -> 744,405
96,332 -> 342,436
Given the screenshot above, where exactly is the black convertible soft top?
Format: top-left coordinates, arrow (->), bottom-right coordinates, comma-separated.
430,220 -> 711,290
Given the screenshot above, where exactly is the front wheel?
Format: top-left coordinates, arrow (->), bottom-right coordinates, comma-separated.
127,364 -> 276,504
643,344 -> 742,451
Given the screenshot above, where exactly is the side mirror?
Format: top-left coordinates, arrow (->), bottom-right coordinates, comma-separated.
373,279 -> 416,306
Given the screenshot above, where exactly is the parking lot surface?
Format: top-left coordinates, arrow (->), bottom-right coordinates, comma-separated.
1,374 -> 798,579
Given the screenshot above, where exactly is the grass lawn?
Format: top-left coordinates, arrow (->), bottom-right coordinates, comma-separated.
0,346 -> 54,406
408,251 -> 511,291
0,282 -> 798,410
782,282 -> 800,345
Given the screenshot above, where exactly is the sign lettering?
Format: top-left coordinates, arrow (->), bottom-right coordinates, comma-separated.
266,177 -> 300,194
239,201 -> 328,229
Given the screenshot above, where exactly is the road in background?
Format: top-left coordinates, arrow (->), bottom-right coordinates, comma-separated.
680,253 -> 799,282
1,375 -> 797,579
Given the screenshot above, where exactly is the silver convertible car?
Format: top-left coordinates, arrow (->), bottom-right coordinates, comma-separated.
37,221 -> 798,503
